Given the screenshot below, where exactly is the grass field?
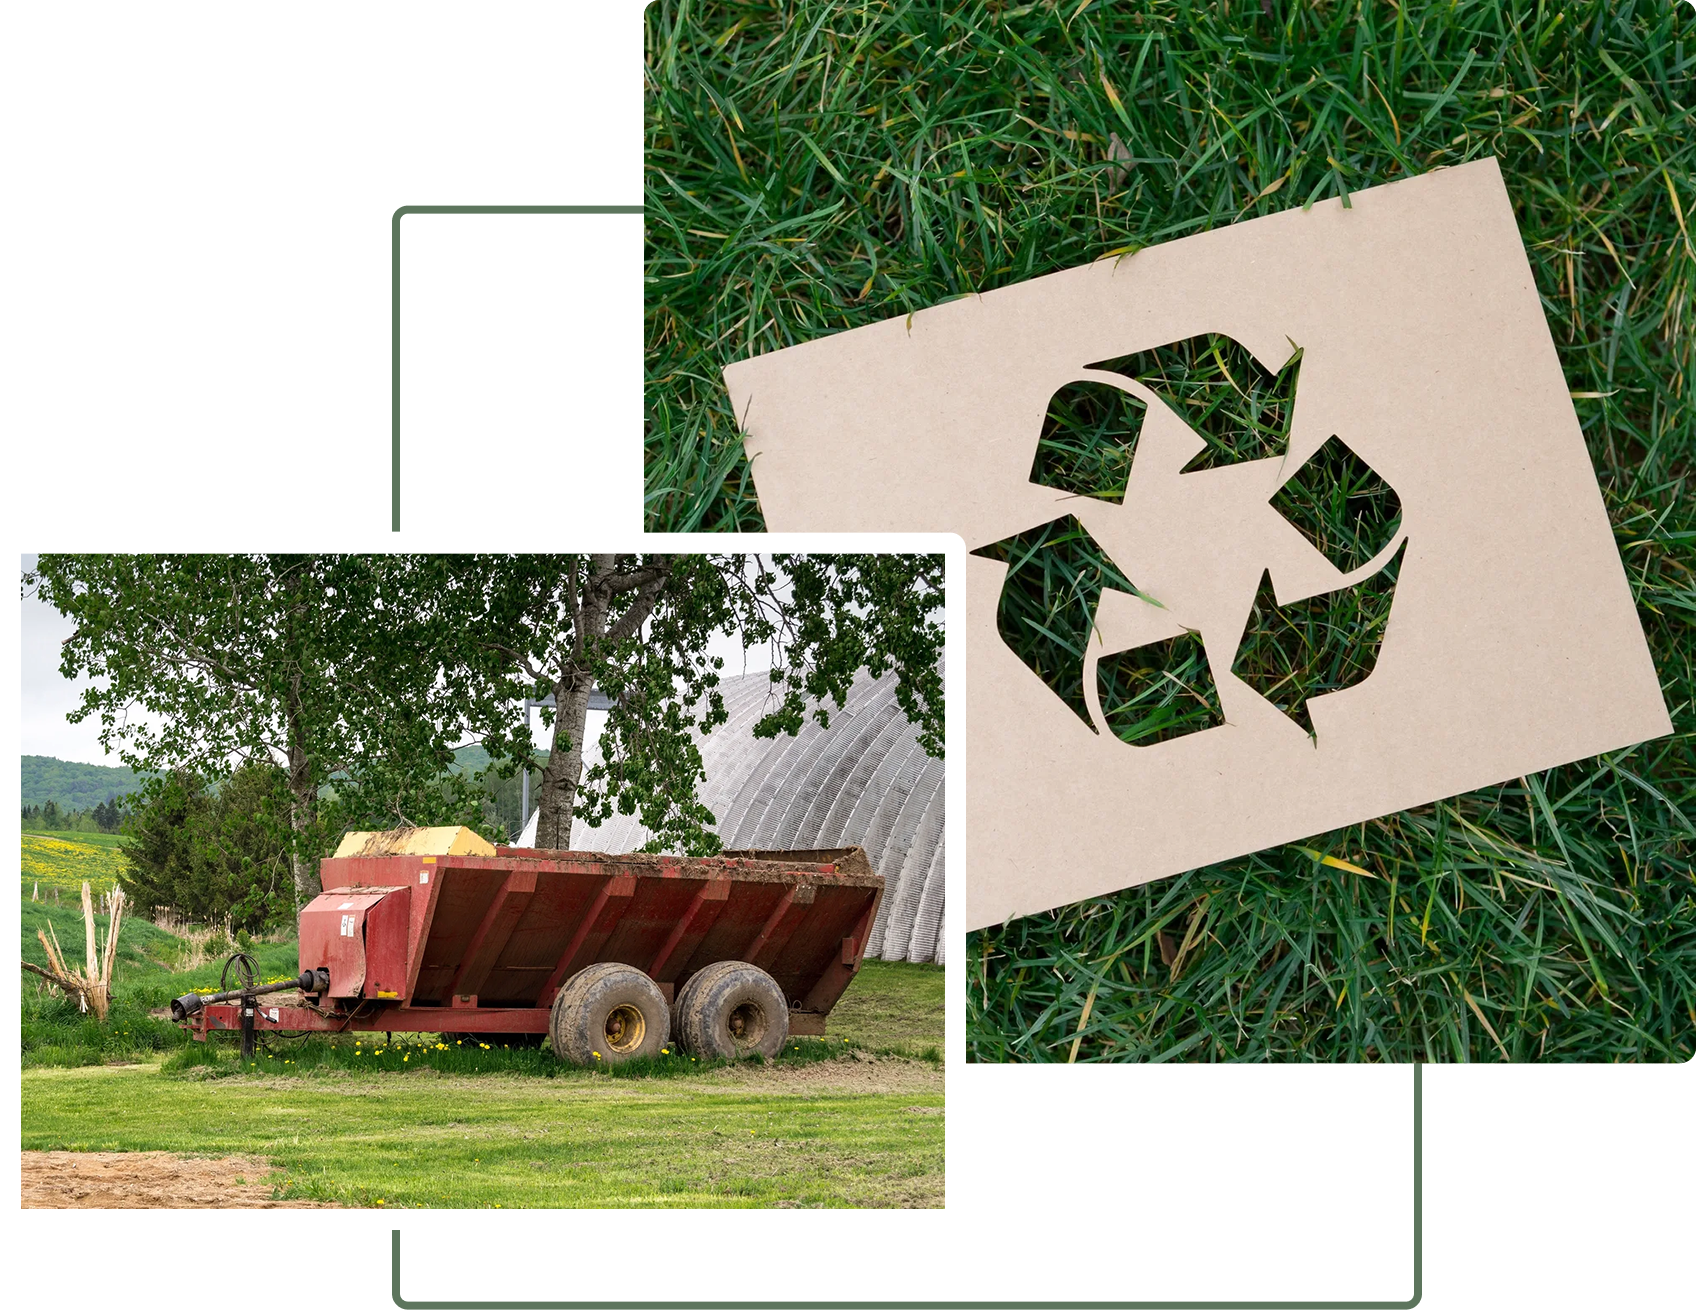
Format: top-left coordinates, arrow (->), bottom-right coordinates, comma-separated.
22,831 -> 128,897
829,956 -> 945,1055
20,897 -> 944,1206
644,0 -> 1696,1061
21,827 -> 127,849
22,1058 -> 942,1208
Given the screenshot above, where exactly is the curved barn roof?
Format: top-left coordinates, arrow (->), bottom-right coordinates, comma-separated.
565,666 -> 945,965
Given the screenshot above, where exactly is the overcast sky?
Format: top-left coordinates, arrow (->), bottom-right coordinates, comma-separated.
21,555 -> 771,768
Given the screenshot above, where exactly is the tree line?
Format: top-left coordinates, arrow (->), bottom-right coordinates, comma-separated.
24,553 -> 944,933
21,797 -> 128,834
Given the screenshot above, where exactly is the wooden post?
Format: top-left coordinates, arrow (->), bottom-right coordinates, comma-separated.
101,890 -> 125,1006
82,882 -> 97,980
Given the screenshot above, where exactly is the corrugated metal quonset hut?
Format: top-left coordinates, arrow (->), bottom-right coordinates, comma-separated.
521,666 -> 945,965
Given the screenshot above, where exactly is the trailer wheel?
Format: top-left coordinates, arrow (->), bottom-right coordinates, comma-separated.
670,968 -> 708,1044
675,961 -> 789,1061
550,963 -> 669,1066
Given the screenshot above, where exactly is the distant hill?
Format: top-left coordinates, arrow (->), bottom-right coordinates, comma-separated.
453,743 -> 494,773
452,743 -> 546,774
23,746 -> 538,812
21,755 -> 149,810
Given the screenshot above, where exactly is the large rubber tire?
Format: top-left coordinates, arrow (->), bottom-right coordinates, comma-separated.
670,969 -> 708,1045
674,960 -> 789,1061
549,963 -> 669,1066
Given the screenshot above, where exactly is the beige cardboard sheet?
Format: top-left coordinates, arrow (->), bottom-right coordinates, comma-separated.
723,158 -> 1672,927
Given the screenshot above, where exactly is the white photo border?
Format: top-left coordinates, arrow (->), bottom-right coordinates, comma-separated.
3,526 -> 970,1303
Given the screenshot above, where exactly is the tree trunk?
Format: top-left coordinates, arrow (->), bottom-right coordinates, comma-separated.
287,736 -> 318,908
280,562 -> 320,909
285,650 -> 318,908
534,668 -> 596,849
534,556 -> 618,848
529,555 -> 673,850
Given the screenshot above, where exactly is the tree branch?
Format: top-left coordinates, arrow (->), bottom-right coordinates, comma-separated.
603,571 -> 675,645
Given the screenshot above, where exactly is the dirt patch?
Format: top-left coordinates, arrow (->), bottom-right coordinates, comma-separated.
21,1151 -> 339,1208
705,1052 -> 945,1096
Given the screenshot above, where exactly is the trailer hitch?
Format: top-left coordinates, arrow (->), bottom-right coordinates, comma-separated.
171,952 -> 329,1058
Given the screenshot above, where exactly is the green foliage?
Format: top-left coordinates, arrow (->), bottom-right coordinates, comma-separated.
22,894 -> 213,1069
1031,381 -> 1145,504
118,765 -> 297,931
450,743 -> 548,841
648,0 -> 1696,1060
170,1030 -> 868,1080
1269,436 -> 1402,574
159,1037 -> 222,1073
25,554 -> 942,893
24,555 -> 502,903
825,958 -> 945,1058
431,554 -> 943,853
22,892 -> 298,1069
760,555 -> 946,757
1098,632 -> 1223,746
122,938 -> 301,1010
1232,540 -> 1406,739
21,788 -> 129,834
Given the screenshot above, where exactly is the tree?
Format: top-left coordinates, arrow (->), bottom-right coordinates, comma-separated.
92,796 -> 123,832
433,554 -> 945,852
25,555 -> 489,906
118,765 -> 294,931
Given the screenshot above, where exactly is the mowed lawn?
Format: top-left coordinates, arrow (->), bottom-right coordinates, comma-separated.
21,1061 -> 943,1208
20,959 -> 944,1208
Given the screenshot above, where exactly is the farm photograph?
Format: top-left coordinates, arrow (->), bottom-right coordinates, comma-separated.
19,552 -> 946,1209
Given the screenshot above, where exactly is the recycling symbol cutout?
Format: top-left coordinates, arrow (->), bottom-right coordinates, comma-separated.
974,333 -> 1406,747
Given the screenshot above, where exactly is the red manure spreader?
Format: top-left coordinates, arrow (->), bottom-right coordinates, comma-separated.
172,827 -> 882,1065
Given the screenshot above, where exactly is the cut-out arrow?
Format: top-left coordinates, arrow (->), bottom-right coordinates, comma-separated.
1231,538 -> 1409,739
1088,333 -> 1301,473
974,515 -> 1146,732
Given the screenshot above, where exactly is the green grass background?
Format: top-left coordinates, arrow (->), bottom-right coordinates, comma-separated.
645,0 -> 1695,1060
